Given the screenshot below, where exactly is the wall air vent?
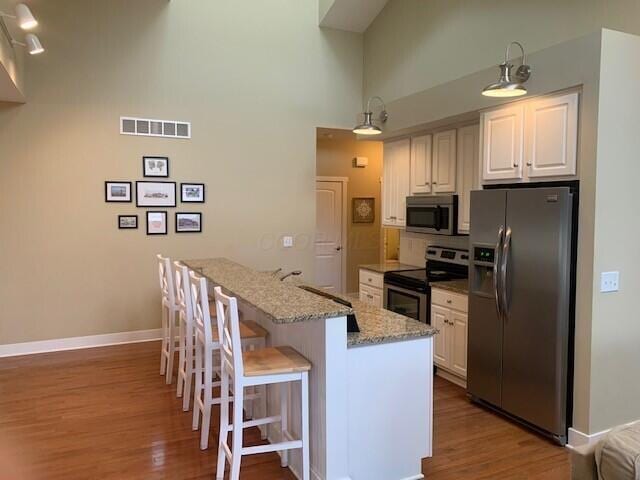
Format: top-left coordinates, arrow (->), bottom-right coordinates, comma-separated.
120,116 -> 191,139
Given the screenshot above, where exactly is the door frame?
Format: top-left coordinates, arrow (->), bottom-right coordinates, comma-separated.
316,176 -> 348,293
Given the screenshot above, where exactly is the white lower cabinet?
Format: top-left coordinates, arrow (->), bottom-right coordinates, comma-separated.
431,287 -> 468,382
358,269 -> 384,308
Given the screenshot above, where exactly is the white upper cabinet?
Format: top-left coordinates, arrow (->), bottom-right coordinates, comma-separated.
432,129 -> 457,193
481,91 -> 579,184
410,134 -> 432,194
456,124 -> 480,234
525,92 -> 578,178
382,138 -> 411,227
481,105 -> 525,181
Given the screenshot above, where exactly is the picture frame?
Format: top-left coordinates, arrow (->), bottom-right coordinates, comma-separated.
118,215 -> 138,229
105,181 -> 132,202
143,156 -> 169,178
146,211 -> 168,235
180,183 -> 205,203
352,197 -> 375,223
136,181 -> 177,207
175,212 -> 202,233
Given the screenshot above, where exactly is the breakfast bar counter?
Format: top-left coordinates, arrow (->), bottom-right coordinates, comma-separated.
183,258 -> 435,480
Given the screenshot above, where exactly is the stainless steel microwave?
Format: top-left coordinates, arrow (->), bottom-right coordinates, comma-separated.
406,194 -> 458,235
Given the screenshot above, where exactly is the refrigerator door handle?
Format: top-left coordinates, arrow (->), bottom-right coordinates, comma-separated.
493,226 -> 504,318
501,226 -> 512,319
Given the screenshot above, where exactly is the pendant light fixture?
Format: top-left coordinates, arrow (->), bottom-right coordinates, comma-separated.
482,41 -> 531,98
353,96 -> 388,135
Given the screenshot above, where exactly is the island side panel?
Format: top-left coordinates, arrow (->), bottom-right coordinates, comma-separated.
247,303 -> 350,480
347,337 -> 433,480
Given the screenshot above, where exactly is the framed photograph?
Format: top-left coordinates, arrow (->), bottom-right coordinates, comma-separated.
146,211 -> 168,235
118,215 -> 138,229
105,181 -> 132,202
352,197 -> 375,223
136,181 -> 176,207
143,156 -> 169,177
180,183 -> 205,203
175,212 -> 202,233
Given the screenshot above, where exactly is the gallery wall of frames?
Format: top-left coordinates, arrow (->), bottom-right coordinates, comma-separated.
105,156 -> 204,235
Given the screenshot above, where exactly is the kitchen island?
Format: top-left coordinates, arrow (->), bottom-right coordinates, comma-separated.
183,258 -> 436,480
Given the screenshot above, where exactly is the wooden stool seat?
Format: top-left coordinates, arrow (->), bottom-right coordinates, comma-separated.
243,346 -> 311,377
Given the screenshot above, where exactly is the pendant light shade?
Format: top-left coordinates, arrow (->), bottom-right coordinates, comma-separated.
353,96 -> 388,136
482,42 -> 531,97
15,3 -> 37,30
25,33 -> 43,54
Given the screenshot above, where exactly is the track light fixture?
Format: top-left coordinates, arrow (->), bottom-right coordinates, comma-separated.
0,3 -> 44,56
13,33 -> 43,55
1,3 -> 37,30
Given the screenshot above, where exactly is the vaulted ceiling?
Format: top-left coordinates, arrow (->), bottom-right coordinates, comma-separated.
319,0 -> 389,33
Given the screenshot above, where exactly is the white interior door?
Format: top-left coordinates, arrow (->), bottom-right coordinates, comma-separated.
315,180 -> 344,293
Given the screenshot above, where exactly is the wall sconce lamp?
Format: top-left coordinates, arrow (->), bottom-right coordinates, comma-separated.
13,33 -> 43,55
1,3 -> 38,30
353,96 -> 388,135
482,41 -> 531,97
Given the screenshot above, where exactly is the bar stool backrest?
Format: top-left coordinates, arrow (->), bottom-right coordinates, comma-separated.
157,254 -> 175,306
173,261 -> 193,322
213,286 -> 244,381
189,271 -> 215,346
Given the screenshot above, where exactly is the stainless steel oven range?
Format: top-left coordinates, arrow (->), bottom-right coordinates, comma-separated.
383,246 -> 469,324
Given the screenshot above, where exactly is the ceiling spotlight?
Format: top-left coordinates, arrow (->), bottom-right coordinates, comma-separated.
13,33 -> 44,55
482,41 -> 531,98
0,3 -> 38,30
353,96 -> 388,136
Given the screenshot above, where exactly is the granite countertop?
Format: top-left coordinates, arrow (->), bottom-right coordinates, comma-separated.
430,279 -> 469,295
343,293 -> 437,347
359,262 -> 421,274
183,258 -> 352,324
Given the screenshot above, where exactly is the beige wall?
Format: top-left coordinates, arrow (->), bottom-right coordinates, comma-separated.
589,29 -> 640,432
363,0 -> 640,102
0,0 -> 363,344
316,131 -> 382,293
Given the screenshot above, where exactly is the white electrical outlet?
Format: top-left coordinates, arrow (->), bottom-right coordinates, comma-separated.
283,236 -> 293,248
600,271 -> 619,293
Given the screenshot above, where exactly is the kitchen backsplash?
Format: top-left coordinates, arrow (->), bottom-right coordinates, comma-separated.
399,230 -> 470,266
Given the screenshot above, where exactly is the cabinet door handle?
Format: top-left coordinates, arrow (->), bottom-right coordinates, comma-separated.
513,163 -> 518,167
526,162 -> 532,166
367,294 -> 374,299
446,299 -> 452,304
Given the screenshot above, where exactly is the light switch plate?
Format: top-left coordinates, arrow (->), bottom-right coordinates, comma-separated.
600,271 -> 619,292
283,236 -> 293,248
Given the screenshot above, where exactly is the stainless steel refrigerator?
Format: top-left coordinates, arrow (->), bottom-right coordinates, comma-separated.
467,186 -> 576,445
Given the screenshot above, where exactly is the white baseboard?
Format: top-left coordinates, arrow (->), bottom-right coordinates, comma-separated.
0,328 -> 162,358
568,420 -> 640,449
435,368 -> 467,389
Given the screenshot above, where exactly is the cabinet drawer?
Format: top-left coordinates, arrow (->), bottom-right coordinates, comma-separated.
359,269 -> 384,289
432,288 -> 468,313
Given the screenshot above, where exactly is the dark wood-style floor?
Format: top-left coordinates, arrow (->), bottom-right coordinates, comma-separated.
0,341 -> 569,479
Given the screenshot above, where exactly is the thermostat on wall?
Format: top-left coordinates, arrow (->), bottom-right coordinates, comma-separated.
355,157 -> 368,168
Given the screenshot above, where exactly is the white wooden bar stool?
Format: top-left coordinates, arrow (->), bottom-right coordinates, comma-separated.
157,254 -> 180,385
189,272 -> 268,450
211,285 -> 311,480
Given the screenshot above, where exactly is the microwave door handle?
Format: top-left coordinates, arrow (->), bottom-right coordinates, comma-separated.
500,227 -> 512,320
493,226 -> 504,318
435,206 -> 442,231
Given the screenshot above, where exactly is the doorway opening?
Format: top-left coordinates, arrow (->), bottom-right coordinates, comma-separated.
315,128 -> 383,293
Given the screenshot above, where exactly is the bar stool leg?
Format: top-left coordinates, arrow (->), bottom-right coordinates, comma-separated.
165,308 -> 176,384
230,385 -> 244,480
192,337 -> 203,431
216,368 -> 230,480
200,345 -> 213,450
260,383 -> 268,440
182,330 -> 194,411
301,372 -> 310,480
176,316 -> 186,397
280,382 -> 289,467
160,306 -> 168,375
